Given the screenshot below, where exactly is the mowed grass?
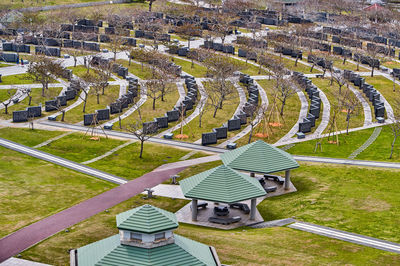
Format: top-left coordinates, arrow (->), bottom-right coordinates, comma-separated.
116,59 -> 153,80
87,142 -> 194,180
68,66 -> 115,81
235,79 -> 301,146
312,78 -> 364,133
21,195 -> 189,265
38,133 -> 127,163
0,127 -> 64,147
172,57 -> 207,78
20,164 -> 400,265
0,73 -> 37,85
0,146 -> 114,238
0,88 -> 16,102
234,57 -> 269,76
1,0 -> 107,9
364,75 -> 400,109
172,81 -> 239,142
0,87 -> 63,120
268,52 -> 322,74
115,83 -> 179,130
63,85 -> 120,124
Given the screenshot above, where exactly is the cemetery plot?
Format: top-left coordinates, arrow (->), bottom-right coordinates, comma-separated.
267,52 -> 322,74
67,65 -> 115,81
311,78 -> 364,133
38,132 -> 127,163
301,51 -> 369,72
0,73 -> 37,85
235,79 -> 301,146
115,59 -> 154,80
115,83 -> 179,130
231,57 -> 269,76
0,146 -> 114,238
63,85 -> 120,124
171,57 -> 207,78
172,81 -> 239,142
364,76 -> 400,109
0,87 -> 63,120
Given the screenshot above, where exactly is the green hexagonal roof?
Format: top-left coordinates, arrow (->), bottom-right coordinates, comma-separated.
180,165 -> 266,203
116,204 -> 178,234
220,140 -> 299,174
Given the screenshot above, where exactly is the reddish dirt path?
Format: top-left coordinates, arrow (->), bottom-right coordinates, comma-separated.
0,166 -> 186,262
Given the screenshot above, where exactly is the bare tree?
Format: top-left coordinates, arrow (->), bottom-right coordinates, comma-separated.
125,107 -> 153,158
1,89 -> 15,115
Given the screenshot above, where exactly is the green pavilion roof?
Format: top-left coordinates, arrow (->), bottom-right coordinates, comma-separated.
116,204 -> 178,234
180,165 -> 266,203
77,234 -> 217,266
220,140 -> 299,174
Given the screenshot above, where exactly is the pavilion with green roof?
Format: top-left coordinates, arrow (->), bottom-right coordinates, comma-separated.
71,204 -> 220,266
180,165 -> 267,221
220,140 -> 299,190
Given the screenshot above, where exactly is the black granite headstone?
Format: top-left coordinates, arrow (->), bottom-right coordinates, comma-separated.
13,110 -> 28,122
228,118 -> 241,131
156,116 -> 168,128
201,132 -> 217,145
26,106 -> 42,117
96,109 -> 110,121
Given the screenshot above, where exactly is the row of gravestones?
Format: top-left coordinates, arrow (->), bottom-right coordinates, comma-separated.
142,75 -> 198,135
200,73 -> 260,146
90,77 -> 140,127
367,42 -> 396,58
13,82 -> 79,122
307,55 -> 333,70
202,41 -> 235,54
344,70 -> 385,122
22,36 -> 101,52
134,30 -> 171,42
236,36 -> 268,49
268,32 -> 331,53
0,52 -> 19,63
353,53 -> 380,68
274,46 -> 303,60
292,72 -> 322,136
2,43 -> 30,54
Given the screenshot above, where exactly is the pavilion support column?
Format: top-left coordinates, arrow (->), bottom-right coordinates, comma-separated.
191,199 -> 198,221
250,198 -> 257,220
285,170 -> 291,190
250,172 -> 255,177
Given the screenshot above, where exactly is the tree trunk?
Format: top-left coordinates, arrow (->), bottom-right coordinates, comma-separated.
371,66 -> 374,77
346,112 -> 350,135
310,64 -> 314,72
148,0 -> 153,12
74,57 -> 77,67
119,116 -> 122,129
390,135 -> 397,159
97,93 -> 100,104
140,140 -> 144,158
213,105 -> 219,118
280,98 -> 286,116
394,74 -> 396,92
152,98 -> 156,110
4,104 -> 8,114
28,96 -> 32,105
61,110 -> 65,122
343,57 -> 346,65
295,55 -> 299,67
82,94 -> 88,112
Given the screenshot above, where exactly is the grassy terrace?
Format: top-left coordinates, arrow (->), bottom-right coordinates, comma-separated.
21,162 -> 400,265
172,81 -> 239,142
68,66 -> 115,81
235,79 -> 301,146
38,133 -> 127,163
232,56 -> 269,76
381,58 -> 400,70
268,52 -> 321,74
172,57 -> 208,78
301,51 -> 369,72
312,78 -> 364,133
116,59 -> 153,80
0,88 -> 16,102
0,127 -> 63,147
0,73 -> 37,85
115,83 -> 179,130
63,85 -> 120,124
87,141 -> 195,180
364,75 -> 400,109
0,145 -> 114,238
0,87 -> 63,120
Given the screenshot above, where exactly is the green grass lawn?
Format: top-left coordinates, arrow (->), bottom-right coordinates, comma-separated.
38,133 -> 127,163
0,63 -> 13,68
63,85 -> 120,124
332,57 -> 369,72
235,79 -> 301,146
67,66 -> 115,81
312,78 -> 364,133
381,59 -> 400,70
234,57 -> 269,76
1,0 -> 107,9
116,59 -> 153,80
0,146 -> 114,238
172,81 -> 239,142
0,87 -> 63,120
364,75 -> 399,109
0,127 -> 64,147
115,83 -> 179,130
269,52 -> 322,74
0,88 -> 16,102
172,57 -> 208,78
87,142 -> 195,180
20,163 -> 400,265
0,73 -> 37,85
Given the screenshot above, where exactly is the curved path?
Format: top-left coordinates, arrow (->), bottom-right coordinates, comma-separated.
156,78 -> 207,137
217,80 -> 269,147
347,84 -> 373,126
275,89 -> 309,145
308,86 -> 331,139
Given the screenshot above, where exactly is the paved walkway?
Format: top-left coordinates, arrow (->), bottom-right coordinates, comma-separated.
348,127 -> 382,159
0,166 -> 187,263
289,222 -> 400,254
348,84 -> 373,126
0,258 -> 50,266
0,137 -> 127,184
32,131 -> 73,148
218,80 -> 269,147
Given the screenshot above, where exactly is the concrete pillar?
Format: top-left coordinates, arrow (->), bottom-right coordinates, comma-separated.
250,172 -> 255,177
250,198 -> 257,220
285,170 -> 291,190
191,199 -> 198,221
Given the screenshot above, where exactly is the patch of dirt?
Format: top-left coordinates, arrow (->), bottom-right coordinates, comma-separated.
269,122 -> 283,127
350,196 -> 391,212
254,133 -> 268,138
175,134 -> 188,139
